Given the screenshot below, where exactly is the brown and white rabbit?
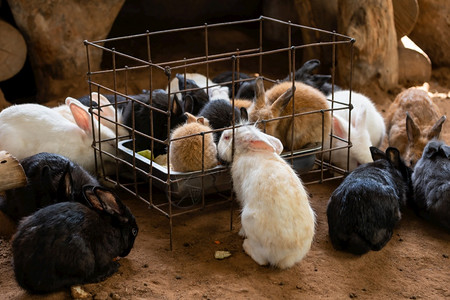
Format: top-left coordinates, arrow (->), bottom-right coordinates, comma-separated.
246,77 -> 331,151
217,124 -> 315,269
385,87 -> 446,167
0,97 -> 119,175
169,112 -> 218,172
12,185 -> 138,294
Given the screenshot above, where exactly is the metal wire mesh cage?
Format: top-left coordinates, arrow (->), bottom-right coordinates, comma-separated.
84,16 -> 355,248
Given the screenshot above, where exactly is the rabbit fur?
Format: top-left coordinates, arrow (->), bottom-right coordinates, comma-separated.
246,77 -> 331,151
0,152 -> 99,222
0,97 -> 118,175
385,87 -> 446,167
327,147 -> 412,255
217,124 -> 315,269
169,113 -> 218,172
327,90 -> 385,148
324,112 -> 373,171
12,186 -> 138,294
411,139 -> 450,232
121,89 -> 187,155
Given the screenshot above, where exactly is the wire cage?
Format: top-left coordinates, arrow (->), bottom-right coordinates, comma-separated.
84,16 -> 355,249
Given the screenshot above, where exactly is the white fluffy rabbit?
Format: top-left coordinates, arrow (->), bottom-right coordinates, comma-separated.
218,124 -> 315,269
0,97 -> 118,175
324,90 -> 385,171
324,112 -> 373,171
327,90 -> 385,147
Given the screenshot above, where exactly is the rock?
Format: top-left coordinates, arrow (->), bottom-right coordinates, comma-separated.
71,285 -> 91,299
7,0 -> 126,103
409,0 -> 450,67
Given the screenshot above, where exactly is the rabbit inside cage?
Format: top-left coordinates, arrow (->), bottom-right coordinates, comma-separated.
83,17 -> 357,216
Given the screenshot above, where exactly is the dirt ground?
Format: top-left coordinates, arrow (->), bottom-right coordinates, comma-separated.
1,66 -> 450,300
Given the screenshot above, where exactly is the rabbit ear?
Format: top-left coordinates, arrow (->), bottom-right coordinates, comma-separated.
93,187 -> 125,216
332,116 -> 346,139
386,147 -> 402,168
406,112 -> 420,143
427,115 -> 446,140
91,92 -> 116,121
271,85 -> 296,113
183,95 -> 194,114
171,95 -> 183,116
441,145 -> 450,159
243,128 -> 283,154
83,186 -> 125,218
254,77 -> 266,108
57,163 -> 73,201
67,97 -> 93,134
424,141 -> 440,159
370,146 -> 386,161
240,107 -> 248,122
185,112 -> 197,123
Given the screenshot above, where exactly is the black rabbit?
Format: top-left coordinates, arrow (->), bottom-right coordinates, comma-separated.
0,152 -> 99,222
121,88 -> 187,155
12,185 -> 138,294
175,73 -> 209,115
327,147 -> 412,255
411,139 -> 450,232
197,99 -> 247,143
282,59 -> 339,95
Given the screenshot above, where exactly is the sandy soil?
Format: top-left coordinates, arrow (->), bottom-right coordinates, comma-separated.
0,68 -> 449,300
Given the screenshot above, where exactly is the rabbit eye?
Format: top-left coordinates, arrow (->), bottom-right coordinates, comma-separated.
132,228 -> 138,236
224,135 -> 230,140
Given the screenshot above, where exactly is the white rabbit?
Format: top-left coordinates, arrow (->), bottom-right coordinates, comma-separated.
217,124 -> 315,269
327,90 -> 385,148
324,111 -> 373,171
0,97 -> 118,175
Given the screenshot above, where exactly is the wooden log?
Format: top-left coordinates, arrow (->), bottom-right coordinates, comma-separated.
0,19 -> 27,82
398,36 -> 431,85
393,0 -> 419,39
0,88 -> 11,110
337,0 -> 398,90
0,151 -> 27,192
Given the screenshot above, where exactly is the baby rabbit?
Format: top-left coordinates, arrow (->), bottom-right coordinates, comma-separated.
212,71 -> 252,98
327,147 -> 412,255
121,89 -> 187,155
198,99 -> 247,143
0,97 -> 118,175
218,124 -> 315,269
169,113 -> 218,172
247,77 -> 331,151
12,185 -> 138,294
328,90 -> 385,148
385,87 -> 446,167
0,152 -> 99,222
411,139 -> 450,232
282,59 -> 337,95
174,74 -> 210,115
324,112 -> 373,171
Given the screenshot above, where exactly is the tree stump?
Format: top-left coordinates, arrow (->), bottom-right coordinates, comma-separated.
0,88 -> 11,110
398,36 -> 431,85
0,151 -> 27,192
7,0 -> 126,103
337,0 -> 398,91
0,19 -> 27,82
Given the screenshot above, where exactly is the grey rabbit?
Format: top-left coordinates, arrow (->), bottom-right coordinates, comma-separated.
12,185 -> 138,294
411,139 -> 450,232
0,152 -> 99,222
327,147 -> 412,255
